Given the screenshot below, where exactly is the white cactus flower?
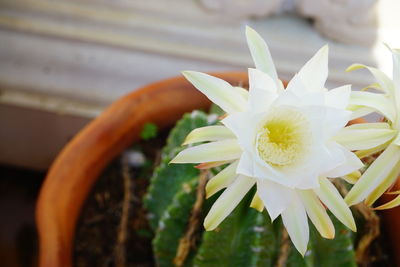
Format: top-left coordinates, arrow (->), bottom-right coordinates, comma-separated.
343,47 -> 400,209
171,27 -> 361,255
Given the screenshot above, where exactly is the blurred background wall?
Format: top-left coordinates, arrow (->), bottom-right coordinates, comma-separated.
0,0 -> 399,170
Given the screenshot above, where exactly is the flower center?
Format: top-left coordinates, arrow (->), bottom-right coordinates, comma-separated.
256,107 -> 311,167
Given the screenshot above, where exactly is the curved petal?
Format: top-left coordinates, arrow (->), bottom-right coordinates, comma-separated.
204,175 -> 255,230
183,125 -> 236,145
257,179 -> 295,221
374,194 -> 400,210
349,91 -> 395,123
182,71 -> 247,114
345,144 -> 400,206
314,177 -> 356,232
298,190 -> 335,239
281,194 -> 309,256
245,26 -> 280,87
206,160 -> 239,198
171,139 -> 241,163
297,45 -> 328,92
346,63 -> 394,94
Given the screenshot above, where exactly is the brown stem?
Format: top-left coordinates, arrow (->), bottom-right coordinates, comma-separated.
115,155 -> 132,267
276,228 -> 290,267
173,170 -> 208,267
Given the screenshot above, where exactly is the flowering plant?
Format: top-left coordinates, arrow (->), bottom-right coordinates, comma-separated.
169,27 -> 400,256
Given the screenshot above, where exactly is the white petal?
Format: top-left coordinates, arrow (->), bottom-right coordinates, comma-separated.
333,125 -> 397,151
349,91 -> 396,122
233,86 -> 249,100
257,179 -> 295,221
325,85 -> 351,109
285,74 -> 308,96
248,68 -> 278,112
321,107 -> 351,139
206,161 -> 239,198
323,143 -> 364,178
281,194 -> 309,256
314,177 -> 356,232
298,190 -> 335,239
171,139 -> 241,163
345,144 -> 400,206
222,111 -> 260,149
245,26 -> 280,87
297,45 -> 329,92
204,175 -> 255,230
183,126 -> 236,145
237,151 -> 255,177
182,71 -> 247,114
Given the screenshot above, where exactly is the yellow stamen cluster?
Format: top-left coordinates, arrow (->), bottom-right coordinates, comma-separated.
256,108 -> 311,167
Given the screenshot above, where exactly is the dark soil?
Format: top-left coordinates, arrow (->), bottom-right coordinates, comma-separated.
74,130 -> 169,267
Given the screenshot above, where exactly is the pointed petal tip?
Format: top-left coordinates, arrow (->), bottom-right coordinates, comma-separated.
320,44 -> 329,53
181,137 -> 190,146
325,232 -> 335,239
169,158 -> 178,164
245,25 -> 255,34
203,218 -> 217,231
181,70 -> 203,80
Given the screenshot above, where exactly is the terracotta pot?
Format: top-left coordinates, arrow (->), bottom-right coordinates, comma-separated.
36,72 -> 400,266
36,72 -> 248,267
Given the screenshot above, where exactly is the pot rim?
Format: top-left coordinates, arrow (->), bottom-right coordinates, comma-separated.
35,72 -> 248,267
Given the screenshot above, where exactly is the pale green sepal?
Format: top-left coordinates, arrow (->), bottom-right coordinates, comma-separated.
281,195 -> 309,256
342,171 -> 361,184
182,125 -> 235,145
204,175 -> 255,230
392,132 -> 400,146
298,190 -> 335,239
334,125 -> 397,150
345,144 -> 400,206
171,139 -> 241,163
206,160 -> 239,198
348,105 -> 375,120
349,91 -> 395,122
314,177 -> 357,232
182,71 -> 247,114
365,159 -> 400,206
